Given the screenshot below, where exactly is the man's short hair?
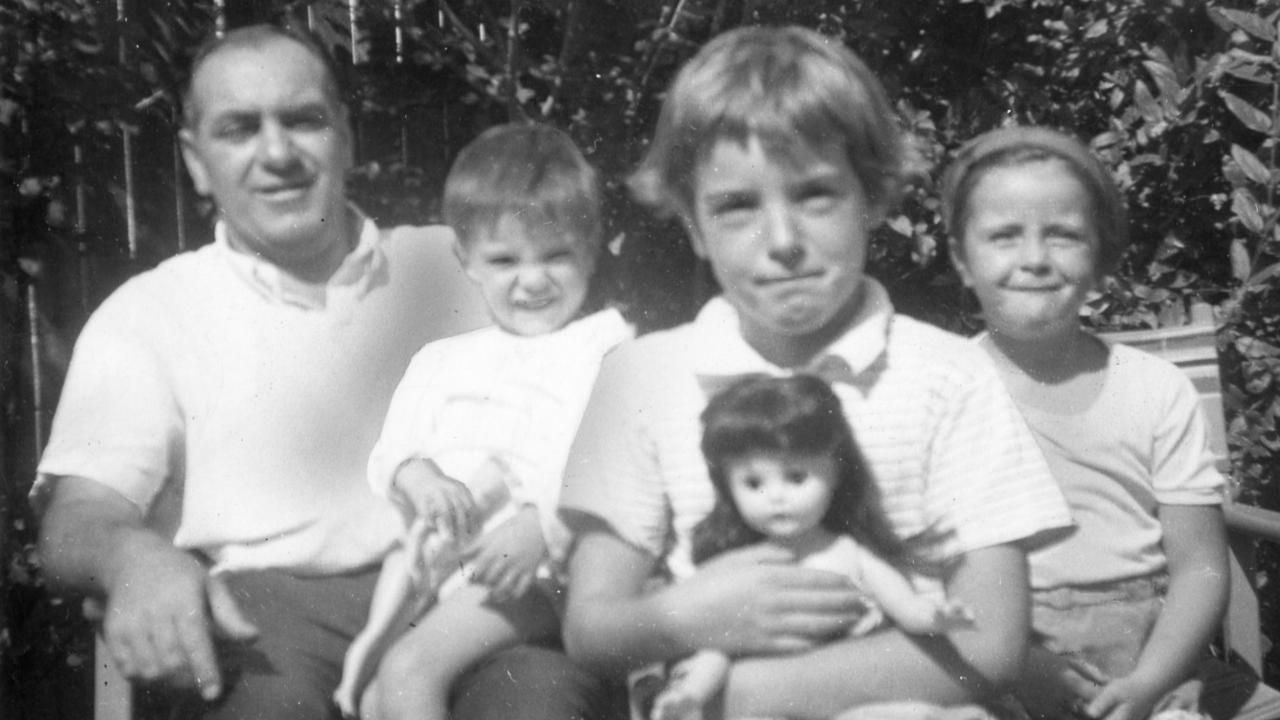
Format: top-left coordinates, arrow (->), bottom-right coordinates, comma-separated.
181,23 -> 348,128
443,122 -> 603,249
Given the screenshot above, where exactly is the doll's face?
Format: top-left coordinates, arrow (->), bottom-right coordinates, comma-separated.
724,450 -> 837,541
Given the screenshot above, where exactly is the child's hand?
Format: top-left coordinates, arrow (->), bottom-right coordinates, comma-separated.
462,506 -> 546,603
930,599 -> 975,632
389,459 -> 478,540
1086,672 -> 1164,720
1013,647 -> 1104,719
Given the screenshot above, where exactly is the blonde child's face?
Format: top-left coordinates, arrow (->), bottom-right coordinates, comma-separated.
952,159 -> 1101,342
457,214 -> 597,336
725,450 -> 837,541
689,135 -> 878,357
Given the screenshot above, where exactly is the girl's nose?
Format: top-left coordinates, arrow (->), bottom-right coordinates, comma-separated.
764,207 -> 805,268
1018,235 -> 1051,268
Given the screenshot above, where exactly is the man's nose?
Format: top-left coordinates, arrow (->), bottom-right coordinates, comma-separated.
257,123 -> 299,168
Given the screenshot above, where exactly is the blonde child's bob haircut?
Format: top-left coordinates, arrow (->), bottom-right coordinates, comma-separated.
941,126 -> 1130,277
629,25 -> 904,224
443,121 -> 603,249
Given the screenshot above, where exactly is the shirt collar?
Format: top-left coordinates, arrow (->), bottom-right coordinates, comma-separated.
215,207 -> 384,309
690,279 -> 894,384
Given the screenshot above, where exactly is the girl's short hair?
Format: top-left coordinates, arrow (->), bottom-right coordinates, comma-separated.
443,122 -> 603,249
629,25 -> 904,223
940,126 -> 1130,276
692,374 -> 906,565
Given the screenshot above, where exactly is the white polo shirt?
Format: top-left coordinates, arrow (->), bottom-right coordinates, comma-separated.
35,217 -> 491,575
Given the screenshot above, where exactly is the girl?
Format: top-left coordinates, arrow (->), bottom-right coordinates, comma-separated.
559,26 -> 1071,720
943,126 -> 1280,720
649,373 -> 973,720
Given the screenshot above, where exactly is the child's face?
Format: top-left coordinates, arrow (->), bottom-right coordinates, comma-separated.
458,215 -> 597,336
689,135 -> 878,358
952,159 -> 1100,342
725,450 -> 837,541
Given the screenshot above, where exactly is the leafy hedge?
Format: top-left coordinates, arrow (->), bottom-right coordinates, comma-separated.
4,0 -> 1280,714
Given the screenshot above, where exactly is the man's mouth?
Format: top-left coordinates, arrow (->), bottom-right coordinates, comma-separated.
758,269 -> 823,286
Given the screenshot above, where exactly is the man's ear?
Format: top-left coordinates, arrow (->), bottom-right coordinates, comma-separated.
179,128 -> 212,196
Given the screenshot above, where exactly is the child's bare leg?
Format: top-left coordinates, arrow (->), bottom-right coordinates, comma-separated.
650,650 -> 731,720
360,582 -> 558,720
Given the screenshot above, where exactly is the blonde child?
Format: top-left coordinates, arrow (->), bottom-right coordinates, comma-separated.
558,26 -> 1073,720
648,374 -> 974,720
334,121 -> 633,720
942,126 -> 1280,720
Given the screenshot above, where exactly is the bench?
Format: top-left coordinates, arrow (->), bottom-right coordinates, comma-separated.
90,323 -> 1280,719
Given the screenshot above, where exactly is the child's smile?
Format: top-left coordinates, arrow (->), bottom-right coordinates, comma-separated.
953,159 -> 1100,342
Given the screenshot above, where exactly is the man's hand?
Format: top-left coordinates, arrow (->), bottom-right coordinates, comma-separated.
101,540 -> 258,700
462,506 -> 546,603
389,459 -> 478,540
656,543 -> 867,656
1086,671 -> 1166,720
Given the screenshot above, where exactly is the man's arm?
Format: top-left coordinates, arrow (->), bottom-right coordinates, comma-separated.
562,520 -> 868,677
38,476 -> 257,700
722,543 -> 1030,719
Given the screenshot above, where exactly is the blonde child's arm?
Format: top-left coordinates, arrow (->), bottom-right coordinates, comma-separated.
854,547 -> 974,635
1086,504 -> 1228,720
389,458 -> 479,540
723,543 -> 1031,720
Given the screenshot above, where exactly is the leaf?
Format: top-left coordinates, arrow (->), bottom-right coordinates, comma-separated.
1232,144 -> 1273,185
1210,7 -> 1277,42
1232,237 -> 1253,281
1142,59 -> 1181,102
1246,259 -> 1280,289
1133,80 -> 1162,123
886,215 -> 913,237
1220,91 -> 1274,134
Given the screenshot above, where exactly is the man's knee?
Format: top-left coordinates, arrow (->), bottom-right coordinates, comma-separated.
451,644 -> 623,720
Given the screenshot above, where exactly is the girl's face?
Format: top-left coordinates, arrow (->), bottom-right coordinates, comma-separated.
952,159 -> 1101,342
725,450 -> 837,541
688,135 -> 879,363
457,214 -> 597,336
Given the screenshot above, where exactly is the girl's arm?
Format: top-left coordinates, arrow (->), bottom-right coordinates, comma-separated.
562,519 -> 868,676
722,543 -> 1030,719
855,548 -> 973,635
1086,504 -> 1228,720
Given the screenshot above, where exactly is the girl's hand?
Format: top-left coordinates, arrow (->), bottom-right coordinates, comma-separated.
389,459 -> 478,540
1087,672 -> 1163,720
1014,647 -> 1104,719
462,507 -> 546,603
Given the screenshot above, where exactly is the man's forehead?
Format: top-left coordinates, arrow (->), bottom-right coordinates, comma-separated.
189,37 -> 339,115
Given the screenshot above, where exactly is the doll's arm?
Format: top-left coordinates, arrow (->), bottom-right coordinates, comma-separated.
650,650 -> 732,720
855,547 -> 973,635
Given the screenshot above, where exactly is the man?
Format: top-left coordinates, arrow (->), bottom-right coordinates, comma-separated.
35,24 -> 608,720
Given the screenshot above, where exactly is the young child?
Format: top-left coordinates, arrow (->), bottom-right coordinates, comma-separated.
942,126 -> 1280,720
649,374 -> 974,720
333,121 -> 633,720
558,25 -> 1073,720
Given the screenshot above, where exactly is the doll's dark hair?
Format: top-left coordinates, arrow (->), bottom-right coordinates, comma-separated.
691,374 -> 908,566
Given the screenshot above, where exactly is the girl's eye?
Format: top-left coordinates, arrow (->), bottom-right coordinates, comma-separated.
743,476 -> 763,491
785,469 -> 808,484
485,255 -> 517,267
798,185 -> 837,211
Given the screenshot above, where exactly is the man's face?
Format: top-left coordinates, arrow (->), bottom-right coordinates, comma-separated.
180,37 -> 353,273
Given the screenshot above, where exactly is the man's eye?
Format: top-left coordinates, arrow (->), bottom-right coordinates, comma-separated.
486,256 -> 517,267
215,122 -> 256,140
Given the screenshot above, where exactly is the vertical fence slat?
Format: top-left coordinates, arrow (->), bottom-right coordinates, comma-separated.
25,285 -> 45,459
121,126 -> 138,261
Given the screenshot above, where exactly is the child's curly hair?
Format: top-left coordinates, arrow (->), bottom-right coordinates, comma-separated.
692,374 -> 908,566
